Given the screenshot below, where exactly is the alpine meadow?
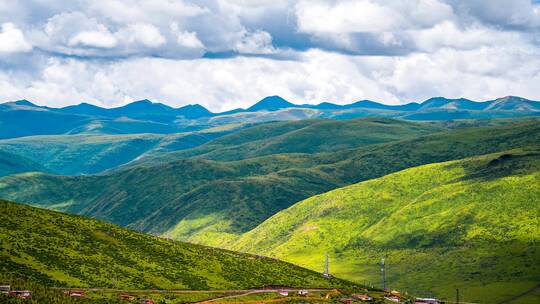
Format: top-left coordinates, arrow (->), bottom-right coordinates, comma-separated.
1,1 -> 540,304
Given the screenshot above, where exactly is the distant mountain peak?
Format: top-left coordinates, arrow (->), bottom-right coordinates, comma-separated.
116,99 -> 173,112
176,104 -> 213,119
13,99 -> 38,107
129,99 -> 154,105
486,96 -> 540,111
247,95 -> 295,112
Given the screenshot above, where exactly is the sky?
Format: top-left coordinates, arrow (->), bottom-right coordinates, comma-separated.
0,0 -> 540,111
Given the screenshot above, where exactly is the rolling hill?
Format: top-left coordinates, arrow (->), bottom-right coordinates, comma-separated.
0,120 -> 538,249
0,124 -> 247,176
0,200 -> 351,290
231,149 -> 540,304
0,150 -> 45,176
133,117 -> 443,164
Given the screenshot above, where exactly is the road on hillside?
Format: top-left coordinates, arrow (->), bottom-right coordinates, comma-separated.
56,287 -> 333,294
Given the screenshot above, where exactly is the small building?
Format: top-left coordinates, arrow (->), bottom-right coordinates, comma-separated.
66,290 -> 85,297
139,299 -> 155,304
0,285 -> 10,294
384,295 -> 400,303
339,298 -> 353,304
278,290 -> 289,296
298,289 -> 309,296
9,290 -> 32,299
415,298 -> 441,304
352,294 -> 373,301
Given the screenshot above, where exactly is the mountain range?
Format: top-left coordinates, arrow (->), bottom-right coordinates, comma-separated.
1,95 -> 539,139
1,95 -> 539,303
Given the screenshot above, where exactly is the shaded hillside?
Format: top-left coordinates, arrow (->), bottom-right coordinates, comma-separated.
0,124 -> 246,176
134,118 -> 442,164
0,200 -> 349,290
232,150 -> 540,304
0,150 -> 45,176
0,121 -> 538,248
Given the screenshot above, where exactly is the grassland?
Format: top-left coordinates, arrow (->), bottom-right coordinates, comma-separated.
232,149 -> 540,303
0,150 -> 44,177
0,199 -> 358,291
0,124 -> 246,176
0,120 -> 538,249
140,118 -> 442,162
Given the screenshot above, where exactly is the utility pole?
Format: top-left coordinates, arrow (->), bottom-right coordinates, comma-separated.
322,253 -> 331,278
380,258 -> 386,291
456,288 -> 460,304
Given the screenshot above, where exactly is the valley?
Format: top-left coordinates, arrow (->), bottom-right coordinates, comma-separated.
0,96 -> 539,304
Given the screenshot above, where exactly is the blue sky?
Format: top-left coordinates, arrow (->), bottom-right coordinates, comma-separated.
1,0 -> 540,111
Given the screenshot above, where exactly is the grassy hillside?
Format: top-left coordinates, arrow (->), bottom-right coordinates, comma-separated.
0,150 -> 44,176
0,124 -> 245,176
0,121 -> 538,248
145,118 -> 442,162
232,149 -> 540,304
0,200 -> 351,291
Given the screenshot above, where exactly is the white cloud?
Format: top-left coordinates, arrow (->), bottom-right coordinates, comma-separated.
177,31 -> 204,49
413,21 -> 523,51
87,0 -> 207,24
170,23 -> 204,49
295,0 -> 454,33
450,0 -> 540,29
0,23 -> 32,53
116,23 -> 166,48
3,47 -> 540,110
69,30 -> 117,48
234,30 -> 275,54
296,0 -> 405,33
1,0 -> 540,108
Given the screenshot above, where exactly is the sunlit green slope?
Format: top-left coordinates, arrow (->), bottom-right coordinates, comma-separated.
232,149 -> 540,304
0,200 -> 350,290
0,121 -> 538,248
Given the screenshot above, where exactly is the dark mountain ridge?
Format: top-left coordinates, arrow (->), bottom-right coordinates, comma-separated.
1,95 -> 539,140
5,95 -> 538,117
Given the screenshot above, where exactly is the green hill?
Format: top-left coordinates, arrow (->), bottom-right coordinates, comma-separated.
141,118 -> 442,162
0,121 -> 538,248
0,150 -> 45,176
0,200 -> 351,291
232,149 -> 540,303
0,124 -> 247,176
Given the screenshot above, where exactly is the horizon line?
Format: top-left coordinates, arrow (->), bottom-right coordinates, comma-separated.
1,94 -> 536,114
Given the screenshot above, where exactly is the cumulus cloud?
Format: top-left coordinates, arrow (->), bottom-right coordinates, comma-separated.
0,0 -> 540,108
234,30 -> 276,54
69,30 -> 117,49
2,45 -> 540,110
116,23 -> 166,48
0,23 -> 32,53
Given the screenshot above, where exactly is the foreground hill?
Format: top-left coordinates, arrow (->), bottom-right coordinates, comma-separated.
0,200 -> 349,290
232,149 -> 540,303
0,121 -> 538,248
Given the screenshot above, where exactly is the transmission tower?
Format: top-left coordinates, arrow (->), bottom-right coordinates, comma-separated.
380,258 -> 386,291
322,252 -> 331,278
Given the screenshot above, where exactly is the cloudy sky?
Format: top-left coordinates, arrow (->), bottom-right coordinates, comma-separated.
1,0 -> 540,111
